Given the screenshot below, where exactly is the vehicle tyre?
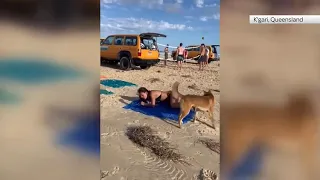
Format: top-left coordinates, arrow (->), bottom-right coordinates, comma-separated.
140,65 -> 151,69
119,57 -> 131,70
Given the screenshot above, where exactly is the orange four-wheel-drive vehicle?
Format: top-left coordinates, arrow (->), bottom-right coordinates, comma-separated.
171,45 -> 220,63
100,32 -> 166,70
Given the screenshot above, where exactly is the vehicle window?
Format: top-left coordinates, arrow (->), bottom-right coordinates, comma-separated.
193,47 -> 200,51
140,38 -> 155,49
186,47 -> 192,51
103,36 -> 114,45
114,36 -> 124,45
125,36 -> 137,46
212,47 -> 217,53
213,46 -> 220,54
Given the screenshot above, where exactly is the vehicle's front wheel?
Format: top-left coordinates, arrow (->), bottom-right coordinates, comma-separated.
140,65 -> 151,70
119,57 -> 131,70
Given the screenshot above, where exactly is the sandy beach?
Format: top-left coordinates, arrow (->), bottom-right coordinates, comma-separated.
0,22 -> 100,180
100,60 -> 220,179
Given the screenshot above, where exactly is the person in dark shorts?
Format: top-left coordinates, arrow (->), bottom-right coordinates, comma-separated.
137,87 -> 180,108
164,44 -> 169,66
198,44 -> 206,71
175,43 -> 185,70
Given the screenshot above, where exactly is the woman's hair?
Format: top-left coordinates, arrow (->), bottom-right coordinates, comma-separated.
138,87 -> 149,93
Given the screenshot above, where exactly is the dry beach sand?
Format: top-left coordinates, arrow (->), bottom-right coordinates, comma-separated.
0,22 -> 100,180
221,1 -> 320,179
100,60 -> 220,179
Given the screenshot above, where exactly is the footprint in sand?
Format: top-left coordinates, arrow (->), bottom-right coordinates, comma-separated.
199,168 -> 218,180
101,166 -> 120,178
111,166 -> 120,175
100,170 -> 109,179
197,129 -> 204,136
166,131 -> 172,136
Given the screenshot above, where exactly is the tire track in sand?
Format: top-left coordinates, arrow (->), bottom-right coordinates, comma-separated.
136,148 -> 191,180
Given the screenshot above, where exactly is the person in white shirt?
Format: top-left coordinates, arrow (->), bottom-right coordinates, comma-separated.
204,46 -> 210,66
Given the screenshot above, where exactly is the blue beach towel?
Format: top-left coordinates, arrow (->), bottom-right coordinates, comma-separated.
58,115 -> 100,156
0,58 -> 83,84
100,79 -> 136,88
227,144 -> 263,180
100,89 -> 113,95
0,89 -> 21,104
123,100 -> 195,124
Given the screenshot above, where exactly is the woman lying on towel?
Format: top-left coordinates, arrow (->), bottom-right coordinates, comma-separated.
137,87 -> 180,108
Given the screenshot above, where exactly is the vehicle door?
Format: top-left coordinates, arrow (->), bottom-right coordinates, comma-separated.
123,36 -> 138,58
139,33 -> 166,60
112,36 -> 125,59
101,36 -> 114,59
140,38 -> 159,60
189,46 -> 200,58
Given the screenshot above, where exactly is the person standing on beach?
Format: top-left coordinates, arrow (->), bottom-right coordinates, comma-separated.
199,44 -> 206,71
164,44 -> 169,66
204,46 -> 210,66
175,43 -> 185,70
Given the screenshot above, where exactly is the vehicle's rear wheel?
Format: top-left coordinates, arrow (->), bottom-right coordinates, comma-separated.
140,65 -> 151,70
119,57 -> 131,70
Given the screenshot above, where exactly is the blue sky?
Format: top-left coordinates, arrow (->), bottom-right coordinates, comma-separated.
101,0 -> 220,50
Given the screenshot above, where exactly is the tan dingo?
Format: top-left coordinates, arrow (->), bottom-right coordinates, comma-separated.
171,82 -> 215,128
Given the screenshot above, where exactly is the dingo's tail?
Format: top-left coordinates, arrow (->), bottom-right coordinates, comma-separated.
171,81 -> 183,99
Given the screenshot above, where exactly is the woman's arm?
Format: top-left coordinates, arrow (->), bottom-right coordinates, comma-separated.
141,91 -> 157,107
